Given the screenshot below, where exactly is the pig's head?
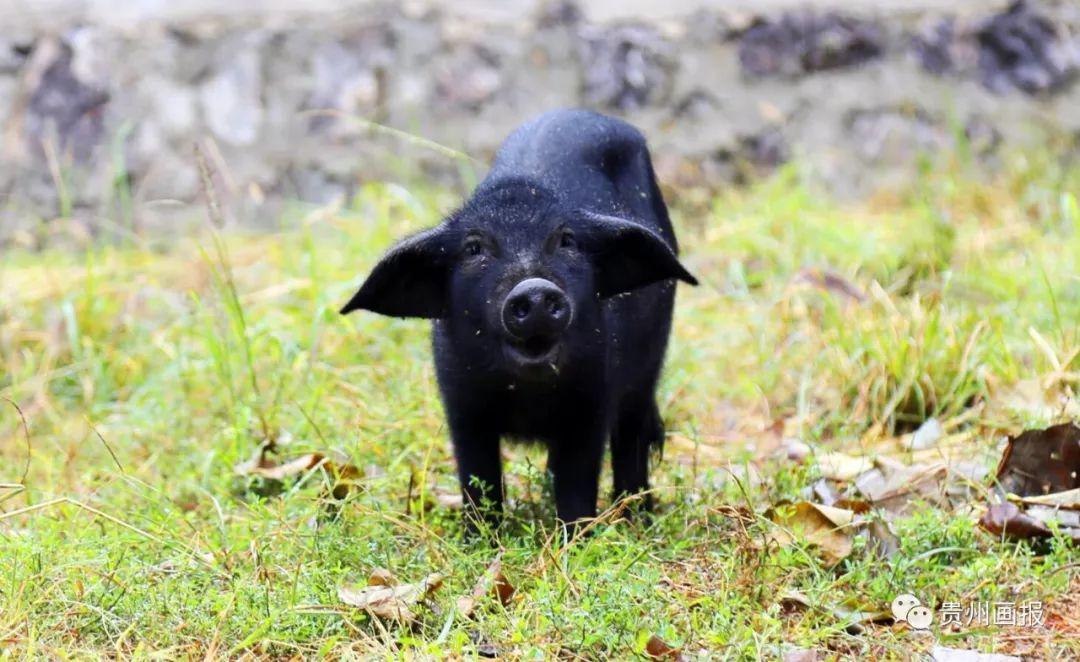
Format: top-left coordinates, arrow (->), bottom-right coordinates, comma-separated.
340,180 -> 697,379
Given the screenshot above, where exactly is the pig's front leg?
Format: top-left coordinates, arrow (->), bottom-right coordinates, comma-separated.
449,417 -> 504,533
548,424 -> 606,530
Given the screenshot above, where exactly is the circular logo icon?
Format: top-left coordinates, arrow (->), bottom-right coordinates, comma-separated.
907,605 -> 933,630
891,594 -> 921,622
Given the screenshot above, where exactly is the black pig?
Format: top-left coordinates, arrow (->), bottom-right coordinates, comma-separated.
341,109 -> 697,529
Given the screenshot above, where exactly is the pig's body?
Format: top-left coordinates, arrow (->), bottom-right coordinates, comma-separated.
343,109 -> 695,528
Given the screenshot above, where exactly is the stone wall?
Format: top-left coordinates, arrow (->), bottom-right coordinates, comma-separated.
1,0 -> 1078,239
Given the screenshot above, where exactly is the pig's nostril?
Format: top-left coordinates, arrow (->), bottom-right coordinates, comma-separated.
544,293 -> 563,317
510,298 -> 531,320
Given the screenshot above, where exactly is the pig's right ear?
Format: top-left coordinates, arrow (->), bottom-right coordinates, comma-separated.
339,225 -> 452,318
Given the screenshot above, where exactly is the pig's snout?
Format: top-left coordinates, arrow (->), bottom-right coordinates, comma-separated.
501,278 -> 572,341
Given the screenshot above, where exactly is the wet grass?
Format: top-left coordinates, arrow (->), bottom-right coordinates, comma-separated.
1,153 -> 1079,658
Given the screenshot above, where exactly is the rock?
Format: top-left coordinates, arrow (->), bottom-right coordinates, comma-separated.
915,2 -> 1080,96
536,0 -> 582,29
912,18 -> 953,75
846,107 -> 946,164
672,89 -> 720,121
141,75 -> 198,137
66,26 -> 111,89
432,43 -> 502,112
739,12 -> 883,78
306,26 -> 394,129
975,0 -> 1079,95
0,35 -> 31,73
200,39 -> 263,146
578,24 -> 674,111
23,38 -> 110,163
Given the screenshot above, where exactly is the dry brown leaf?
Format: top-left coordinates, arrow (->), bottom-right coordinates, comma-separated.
247,453 -> 326,481
865,518 -> 901,560
981,499 -> 1080,543
1015,487 -> 1080,509
338,570 -> 444,623
863,463 -> 975,517
767,502 -> 858,566
994,423 -> 1080,497
993,376 -> 1080,422
779,591 -> 892,635
367,567 -> 397,587
457,553 -> 515,618
815,451 -> 874,482
235,442 -> 362,500
644,633 -> 684,660
980,502 -> 1052,540
234,437 -> 321,478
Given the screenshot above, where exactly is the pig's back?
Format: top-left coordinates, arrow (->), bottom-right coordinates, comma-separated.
486,109 -> 678,252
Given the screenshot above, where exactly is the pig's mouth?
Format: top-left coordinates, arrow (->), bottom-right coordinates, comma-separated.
505,335 -> 561,370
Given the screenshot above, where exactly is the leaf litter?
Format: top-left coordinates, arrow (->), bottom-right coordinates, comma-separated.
978,422 -> 1080,543
338,568 -> 444,624
456,552 -> 515,618
234,436 -> 362,500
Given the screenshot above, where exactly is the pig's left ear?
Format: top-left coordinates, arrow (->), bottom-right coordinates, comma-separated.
576,212 -> 698,298
340,225 -> 452,318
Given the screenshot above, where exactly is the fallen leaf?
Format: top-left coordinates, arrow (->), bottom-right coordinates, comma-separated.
338,570 -> 443,623
865,464 -> 963,516
457,553 -> 515,618
993,376 -> 1080,422
994,423 -> 1080,496
865,517 -> 901,560
980,502 -> 1052,539
1024,504 -> 1080,530
768,502 -> 858,566
367,567 -> 397,587
235,440 -> 315,477
804,478 -> 841,506
815,451 -> 874,482
1015,487 -> 1080,509
978,423 -> 1080,545
783,650 -> 821,662
644,633 -> 684,660
235,442 -> 362,501
930,646 -> 1019,662
779,591 -> 892,635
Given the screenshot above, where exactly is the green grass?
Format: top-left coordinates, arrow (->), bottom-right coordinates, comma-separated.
2,156 -> 1079,659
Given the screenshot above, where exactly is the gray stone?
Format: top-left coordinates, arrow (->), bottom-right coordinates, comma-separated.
578,24 -> 674,111
739,11 -> 884,78
199,41 -> 264,146
23,38 -> 110,163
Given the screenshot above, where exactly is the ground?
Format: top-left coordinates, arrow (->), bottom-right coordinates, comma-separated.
1,150 -> 1079,659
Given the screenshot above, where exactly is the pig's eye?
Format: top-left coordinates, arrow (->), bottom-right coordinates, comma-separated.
463,237 -> 485,257
558,229 -> 576,249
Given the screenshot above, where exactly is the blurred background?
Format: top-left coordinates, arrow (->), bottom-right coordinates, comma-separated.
1,0 -> 1078,245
